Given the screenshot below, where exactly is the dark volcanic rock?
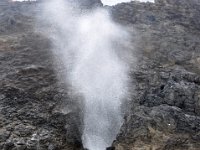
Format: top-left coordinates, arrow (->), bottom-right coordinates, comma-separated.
1,0 -> 200,150
106,147 -> 115,150
0,2 -> 83,150
115,105 -> 200,149
110,0 -> 200,149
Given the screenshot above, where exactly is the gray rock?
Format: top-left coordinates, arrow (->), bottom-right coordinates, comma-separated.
110,0 -> 200,149
1,0 -> 200,150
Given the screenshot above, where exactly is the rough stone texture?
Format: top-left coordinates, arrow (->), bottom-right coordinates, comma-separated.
1,0 -> 200,150
110,0 -> 200,149
0,2 -> 83,150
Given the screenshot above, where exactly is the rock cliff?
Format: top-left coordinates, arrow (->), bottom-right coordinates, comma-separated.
0,0 -> 200,150
0,2 -> 83,150
111,0 -> 200,149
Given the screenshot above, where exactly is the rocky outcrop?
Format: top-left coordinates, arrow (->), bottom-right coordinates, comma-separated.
1,0 -> 200,150
155,0 -> 200,6
111,0 -> 200,149
0,2 -> 83,150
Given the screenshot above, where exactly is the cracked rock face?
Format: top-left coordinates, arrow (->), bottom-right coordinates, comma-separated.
1,0 -> 200,150
110,0 -> 200,149
0,2 -> 83,150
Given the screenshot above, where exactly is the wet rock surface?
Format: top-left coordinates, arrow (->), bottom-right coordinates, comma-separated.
0,0 -> 200,150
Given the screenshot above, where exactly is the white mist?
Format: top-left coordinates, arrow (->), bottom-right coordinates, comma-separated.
40,0 -> 130,149
72,10 -> 129,150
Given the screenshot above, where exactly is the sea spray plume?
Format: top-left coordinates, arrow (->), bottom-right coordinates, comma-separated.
71,9 -> 130,150
40,0 -> 77,72
39,0 -> 131,149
